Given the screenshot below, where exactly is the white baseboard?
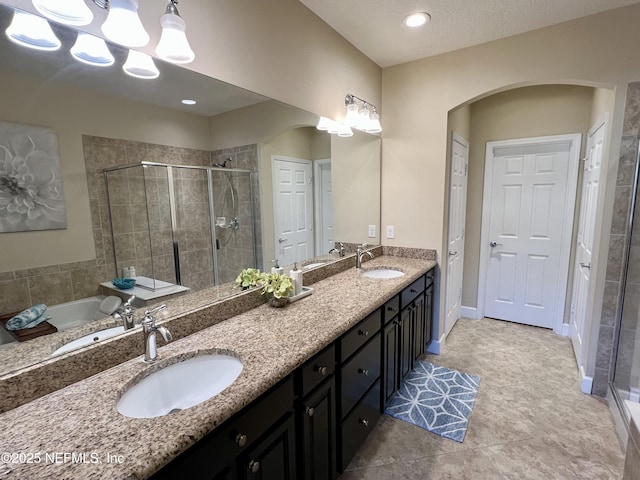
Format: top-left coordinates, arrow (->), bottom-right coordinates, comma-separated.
560,323 -> 569,337
426,332 -> 445,355
580,366 -> 593,394
461,306 -> 479,319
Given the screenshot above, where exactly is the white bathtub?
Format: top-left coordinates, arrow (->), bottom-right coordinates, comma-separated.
47,296 -> 108,331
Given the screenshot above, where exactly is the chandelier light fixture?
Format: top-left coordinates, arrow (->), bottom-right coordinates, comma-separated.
5,9 -> 61,51
317,94 -> 382,136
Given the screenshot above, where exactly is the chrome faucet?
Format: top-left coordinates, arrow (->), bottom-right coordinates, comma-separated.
356,244 -> 374,269
142,305 -> 172,363
329,242 -> 346,257
113,295 -> 136,330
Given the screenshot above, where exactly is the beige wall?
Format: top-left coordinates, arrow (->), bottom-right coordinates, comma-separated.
464,85 -> 595,309
382,5 -> 640,362
0,69 -> 210,273
331,132 -> 381,245
4,0 -> 382,126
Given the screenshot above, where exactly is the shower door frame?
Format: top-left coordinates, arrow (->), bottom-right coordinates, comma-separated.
103,161 -> 256,290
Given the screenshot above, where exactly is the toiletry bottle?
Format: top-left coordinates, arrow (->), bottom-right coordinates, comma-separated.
271,259 -> 284,275
129,266 -> 136,278
123,267 -> 130,279
290,263 -> 303,296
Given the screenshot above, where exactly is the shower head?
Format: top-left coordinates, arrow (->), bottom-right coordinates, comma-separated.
214,157 -> 233,168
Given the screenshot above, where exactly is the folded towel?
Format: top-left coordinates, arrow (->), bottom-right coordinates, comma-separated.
6,304 -> 51,331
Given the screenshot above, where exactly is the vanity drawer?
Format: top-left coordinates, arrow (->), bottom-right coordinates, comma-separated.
340,309 -> 381,362
425,268 -> 435,288
296,343 -> 335,397
340,380 -> 381,470
401,275 -> 426,309
340,332 -> 381,417
383,295 -> 400,325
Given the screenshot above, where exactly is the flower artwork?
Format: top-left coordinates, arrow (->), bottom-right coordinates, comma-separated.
0,121 -> 66,232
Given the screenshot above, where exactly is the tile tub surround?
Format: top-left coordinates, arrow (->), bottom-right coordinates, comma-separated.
623,401 -> 640,479
0,254 -> 435,479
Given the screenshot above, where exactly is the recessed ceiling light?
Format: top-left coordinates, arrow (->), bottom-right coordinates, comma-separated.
181,99 -> 196,105
403,12 -> 431,28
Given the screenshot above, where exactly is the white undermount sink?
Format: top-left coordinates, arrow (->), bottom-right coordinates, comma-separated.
51,326 -> 125,357
362,268 -> 405,279
116,354 -> 243,418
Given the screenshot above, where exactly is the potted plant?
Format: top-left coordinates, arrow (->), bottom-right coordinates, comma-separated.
235,268 -> 263,290
259,272 -> 294,307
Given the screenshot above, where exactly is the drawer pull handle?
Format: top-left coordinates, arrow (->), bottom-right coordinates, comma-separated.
248,460 -> 260,473
387,306 -> 398,313
359,418 -> 369,427
235,433 -> 248,447
358,368 -> 369,376
314,365 -> 328,376
306,406 -> 315,417
410,288 -> 418,293
358,329 -> 369,337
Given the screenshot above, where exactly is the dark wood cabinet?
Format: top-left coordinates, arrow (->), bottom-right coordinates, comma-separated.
424,284 -> 433,347
412,293 -> 426,364
399,306 -> 413,382
382,318 -> 399,406
237,413 -> 296,480
298,378 -> 337,480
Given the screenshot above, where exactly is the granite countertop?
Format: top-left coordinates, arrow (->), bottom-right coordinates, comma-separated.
0,254 -> 436,480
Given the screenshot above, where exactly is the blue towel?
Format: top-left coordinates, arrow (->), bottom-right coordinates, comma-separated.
6,304 -> 51,331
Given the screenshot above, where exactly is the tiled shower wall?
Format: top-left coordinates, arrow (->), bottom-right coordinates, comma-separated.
592,82 -> 640,396
0,137 -> 261,316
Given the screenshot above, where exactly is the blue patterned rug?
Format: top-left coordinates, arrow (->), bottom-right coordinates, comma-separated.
385,361 -> 480,442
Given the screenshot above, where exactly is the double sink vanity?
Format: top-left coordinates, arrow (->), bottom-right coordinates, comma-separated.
0,247 -> 436,479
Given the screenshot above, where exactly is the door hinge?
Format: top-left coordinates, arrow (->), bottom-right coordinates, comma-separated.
464,164 -> 468,176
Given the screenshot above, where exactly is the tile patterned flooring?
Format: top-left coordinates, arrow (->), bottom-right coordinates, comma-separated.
340,318 -> 625,479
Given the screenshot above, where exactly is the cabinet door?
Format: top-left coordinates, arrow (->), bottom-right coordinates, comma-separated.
412,293 -> 426,362
399,307 -> 413,382
238,413 -> 296,480
382,319 -> 399,408
424,285 -> 433,347
299,378 -> 337,480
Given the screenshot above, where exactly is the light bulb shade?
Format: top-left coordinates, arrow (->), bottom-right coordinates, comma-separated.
345,102 -> 359,127
337,123 -> 353,137
317,117 -> 333,131
6,10 -> 61,51
123,50 -> 159,79
357,104 -> 371,130
32,0 -> 93,26
156,12 -> 195,64
327,121 -> 340,134
71,32 -> 115,67
366,112 -> 382,134
101,0 -> 150,48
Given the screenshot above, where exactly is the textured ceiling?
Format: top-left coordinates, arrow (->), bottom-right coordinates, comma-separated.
300,0 -> 640,67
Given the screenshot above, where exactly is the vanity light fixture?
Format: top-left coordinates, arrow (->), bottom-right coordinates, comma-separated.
316,116 -> 333,131
156,0 -> 195,64
366,107 -> 382,134
344,94 -> 382,134
32,0 -> 94,26
403,12 -> 431,28
99,0 -> 150,48
5,9 -> 61,51
71,31 -> 115,67
344,96 -> 360,127
337,123 -> 354,137
122,50 -> 159,79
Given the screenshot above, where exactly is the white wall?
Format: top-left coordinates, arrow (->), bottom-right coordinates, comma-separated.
0,69 -> 210,272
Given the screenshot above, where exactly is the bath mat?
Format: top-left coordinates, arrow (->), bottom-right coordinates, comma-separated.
385,361 -> 480,443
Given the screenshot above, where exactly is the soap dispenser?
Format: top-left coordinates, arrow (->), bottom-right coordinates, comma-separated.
290,262 -> 303,296
271,259 -> 284,275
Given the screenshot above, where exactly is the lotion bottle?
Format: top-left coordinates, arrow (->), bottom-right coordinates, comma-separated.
271,259 -> 284,275
290,263 -> 303,296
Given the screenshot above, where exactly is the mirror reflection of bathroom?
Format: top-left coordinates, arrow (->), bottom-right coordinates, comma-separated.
103,157 -> 259,294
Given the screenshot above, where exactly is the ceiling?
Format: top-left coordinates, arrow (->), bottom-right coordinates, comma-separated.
300,0 -> 640,68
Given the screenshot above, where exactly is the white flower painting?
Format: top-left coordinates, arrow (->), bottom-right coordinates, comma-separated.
0,121 -> 66,233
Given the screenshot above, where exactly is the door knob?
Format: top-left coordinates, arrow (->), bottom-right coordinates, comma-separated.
278,237 -> 286,243
448,251 -> 458,256
489,241 -> 503,248
580,262 -> 591,269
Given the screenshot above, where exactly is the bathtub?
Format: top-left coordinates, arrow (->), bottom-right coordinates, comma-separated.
46,296 -> 109,331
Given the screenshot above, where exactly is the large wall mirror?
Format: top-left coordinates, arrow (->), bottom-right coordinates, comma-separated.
0,3 -> 381,376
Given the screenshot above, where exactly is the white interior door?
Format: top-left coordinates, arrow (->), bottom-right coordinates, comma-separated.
272,156 -> 314,266
480,135 -> 580,330
570,120 -> 605,369
314,159 -> 333,256
445,133 -> 468,336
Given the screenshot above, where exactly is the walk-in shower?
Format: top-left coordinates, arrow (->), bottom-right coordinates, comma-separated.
103,161 -> 258,291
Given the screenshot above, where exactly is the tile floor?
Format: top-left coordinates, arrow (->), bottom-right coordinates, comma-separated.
340,318 -> 625,479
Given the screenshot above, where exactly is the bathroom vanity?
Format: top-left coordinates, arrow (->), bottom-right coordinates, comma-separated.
0,249 -> 436,479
